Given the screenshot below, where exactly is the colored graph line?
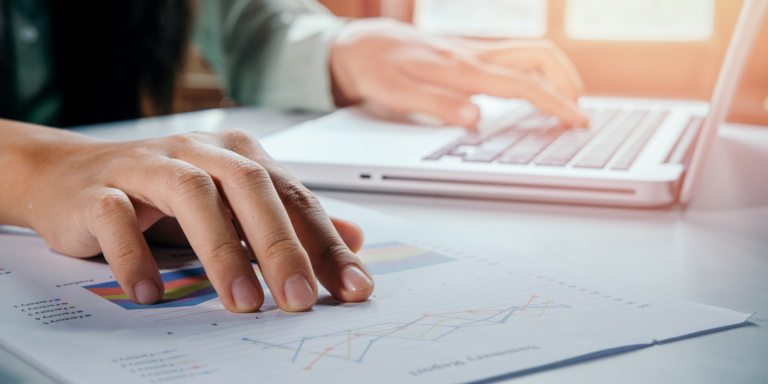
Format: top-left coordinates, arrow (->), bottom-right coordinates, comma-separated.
242,296 -> 568,370
357,241 -> 455,275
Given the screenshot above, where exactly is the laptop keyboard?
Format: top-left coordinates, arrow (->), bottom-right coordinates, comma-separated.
424,107 -> 668,170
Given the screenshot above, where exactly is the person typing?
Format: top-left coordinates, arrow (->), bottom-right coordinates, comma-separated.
0,0 -> 587,313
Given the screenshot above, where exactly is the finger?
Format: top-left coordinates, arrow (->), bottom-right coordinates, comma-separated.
86,188 -> 163,305
474,40 -> 585,101
331,218 -> 364,254
528,71 -> 590,126
209,130 -> 375,302
112,157 -> 265,313
167,138 -> 319,312
401,55 -> 589,126
361,70 -> 480,128
267,167 -> 375,302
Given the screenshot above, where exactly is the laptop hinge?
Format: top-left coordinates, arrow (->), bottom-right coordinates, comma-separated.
664,116 -> 705,199
665,116 -> 705,168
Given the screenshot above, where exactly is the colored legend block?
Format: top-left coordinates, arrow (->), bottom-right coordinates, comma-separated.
84,267 -> 216,310
357,241 -> 455,275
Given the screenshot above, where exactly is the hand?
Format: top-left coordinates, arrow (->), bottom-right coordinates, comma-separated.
330,18 -> 589,129
0,121 -> 374,313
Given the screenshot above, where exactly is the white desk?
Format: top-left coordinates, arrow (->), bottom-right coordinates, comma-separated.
2,108 -> 766,383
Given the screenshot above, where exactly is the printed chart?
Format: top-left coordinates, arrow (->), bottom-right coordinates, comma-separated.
82,241 -> 449,310
357,241 -> 455,274
84,267 -> 217,310
242,295 -> 569,370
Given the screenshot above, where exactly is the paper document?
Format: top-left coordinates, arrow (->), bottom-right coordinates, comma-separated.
0,196 -> 751,384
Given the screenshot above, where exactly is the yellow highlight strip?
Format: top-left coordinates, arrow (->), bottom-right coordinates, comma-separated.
161,280 -> 213,300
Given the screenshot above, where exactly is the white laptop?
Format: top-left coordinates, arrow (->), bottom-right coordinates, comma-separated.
262,0 -> 766,207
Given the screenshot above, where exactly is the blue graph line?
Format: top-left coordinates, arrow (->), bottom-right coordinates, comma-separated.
291,337 -> 306,363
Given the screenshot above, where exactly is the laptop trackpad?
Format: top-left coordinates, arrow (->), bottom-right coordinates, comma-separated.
261,108 -> 466,165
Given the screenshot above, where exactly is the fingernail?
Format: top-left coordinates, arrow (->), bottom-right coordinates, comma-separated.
458,103 -> 479,123
231,275 -> 261,311
134,279 -> 160,305
283,273 -> 315,310
341,266 -> 372,292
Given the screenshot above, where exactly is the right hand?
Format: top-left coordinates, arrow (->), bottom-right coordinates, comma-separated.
331,18 -> 589,129
0,121 -> 374,313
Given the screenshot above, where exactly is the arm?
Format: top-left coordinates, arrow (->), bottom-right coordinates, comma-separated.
193,0 -> 343,112
194,1 -> 588,127
330,19 -> 590,128
0,119 -> 373,312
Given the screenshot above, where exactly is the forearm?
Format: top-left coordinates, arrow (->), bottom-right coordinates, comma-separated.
193,0 -> 344,112
0,120 -> 96,227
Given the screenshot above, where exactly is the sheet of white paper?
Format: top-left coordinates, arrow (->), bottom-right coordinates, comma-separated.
0,196 -> 751,384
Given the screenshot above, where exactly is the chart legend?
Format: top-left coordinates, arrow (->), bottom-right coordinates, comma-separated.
357,241 -> 455,275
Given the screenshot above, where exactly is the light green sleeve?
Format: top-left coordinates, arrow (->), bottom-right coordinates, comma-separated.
193,0 -> 346,112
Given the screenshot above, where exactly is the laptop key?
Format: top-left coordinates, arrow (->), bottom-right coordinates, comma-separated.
574,110 -> 649,169
515,114 -> 552,130
611,112 -> 668,171
456,134 -> 484,146
534,109 -> 620,167
497,128 -> 566,164
464,141 -> 515,162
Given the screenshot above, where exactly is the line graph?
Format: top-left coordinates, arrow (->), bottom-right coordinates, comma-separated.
241,295 -> 569,370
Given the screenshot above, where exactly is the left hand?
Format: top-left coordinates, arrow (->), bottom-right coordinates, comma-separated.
330,18 -> 589,129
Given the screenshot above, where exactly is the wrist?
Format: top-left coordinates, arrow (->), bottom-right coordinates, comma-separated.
0,120 -> 90,228
329,35 -> 361,108
0,130 -> 39,228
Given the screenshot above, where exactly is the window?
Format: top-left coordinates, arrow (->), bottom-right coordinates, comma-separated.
413,0 -> 547,38
565,0 -> 716,41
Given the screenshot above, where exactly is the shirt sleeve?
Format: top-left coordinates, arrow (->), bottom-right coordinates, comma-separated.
193,0 -> 345,113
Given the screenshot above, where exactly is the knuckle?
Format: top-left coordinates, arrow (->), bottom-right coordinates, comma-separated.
220,128 -> 258,152
316,241 -> 350,264
223,158 -> 271,192
167,133 -> 197,148
221,128 -> 252,142
106,242 -> 147,270
277,178 -> 320,214
90,192 -> 132,222
206,241 -> 245,265
168,166 -> 215,198
261,236 -> 304,262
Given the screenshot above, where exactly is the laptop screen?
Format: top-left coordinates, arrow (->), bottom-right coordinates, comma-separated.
679,0 -> 767,203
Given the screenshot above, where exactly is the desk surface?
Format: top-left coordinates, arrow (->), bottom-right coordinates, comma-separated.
2,108 -> 767,383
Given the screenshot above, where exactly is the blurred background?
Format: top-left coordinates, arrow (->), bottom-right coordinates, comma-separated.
176,0 -> 768,126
